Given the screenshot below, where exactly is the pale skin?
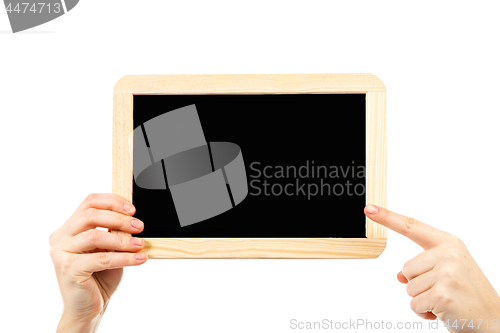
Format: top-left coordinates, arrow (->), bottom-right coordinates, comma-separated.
365,204 -> 500,332
50,194 -> 500,332
49,193 -> 147,333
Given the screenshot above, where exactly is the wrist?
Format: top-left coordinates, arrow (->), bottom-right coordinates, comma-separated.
56,312 -> 101,333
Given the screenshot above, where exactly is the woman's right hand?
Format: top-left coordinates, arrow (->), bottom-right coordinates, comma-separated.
50,193 -> 148,333
365,205 -> 500,332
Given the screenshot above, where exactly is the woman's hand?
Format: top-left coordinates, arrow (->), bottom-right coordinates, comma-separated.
50,193 -> 148,333
365,205 -> 500,332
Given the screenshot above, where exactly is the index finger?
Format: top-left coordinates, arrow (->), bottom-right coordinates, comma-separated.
364,205 -> 450,250
71,193 -> 136,218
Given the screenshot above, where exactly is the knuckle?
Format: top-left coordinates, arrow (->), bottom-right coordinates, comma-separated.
49,227 -> 64,246
450,236 -> 465,248
404,217 -> 419,231
406,281 -> 413,296
86,229 -> 100,243
49,245 -> 59,260
431,286 -> 451,307
58,253 -> 75,276
443,249 -> 460,262
49,231 -> 57,246
83,208 -> 97,221
120,236 -> 130,250
85,193 -> 97,204
439,268 -> 453,281
441,278 -> 455,290
439,267 -> 457,286
98,252 -> 112,268
402,261 -> 411,276
409,297 -> 419,312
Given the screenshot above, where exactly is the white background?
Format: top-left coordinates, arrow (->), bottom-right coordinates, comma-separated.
1,1 -> 500,332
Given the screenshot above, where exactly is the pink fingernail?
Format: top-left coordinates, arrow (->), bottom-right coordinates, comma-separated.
135,253 -> 147,260
131,219 -> 143,229
124,204 -> 135,214
366,205 -> 379,214
131,238 -> 144,246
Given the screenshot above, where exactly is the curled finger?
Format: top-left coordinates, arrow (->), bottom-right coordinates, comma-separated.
60,229 -> 144,253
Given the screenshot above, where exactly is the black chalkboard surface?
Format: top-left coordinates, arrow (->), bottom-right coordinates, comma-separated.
132,94 -> 366,238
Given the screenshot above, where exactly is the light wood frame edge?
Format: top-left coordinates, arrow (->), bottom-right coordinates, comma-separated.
112,74 -> 387,259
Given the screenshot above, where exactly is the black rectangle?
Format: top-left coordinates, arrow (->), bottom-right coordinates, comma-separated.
132,94 -> 366,238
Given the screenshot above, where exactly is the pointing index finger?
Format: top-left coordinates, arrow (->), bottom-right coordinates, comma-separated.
365,205 -> 449,250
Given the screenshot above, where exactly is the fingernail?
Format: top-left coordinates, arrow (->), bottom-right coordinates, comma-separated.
131,238 -> 144,246
135,253 -> 147,260
130,219 -> 143,230
366,204 -> 379,214
124,204 -> 135,214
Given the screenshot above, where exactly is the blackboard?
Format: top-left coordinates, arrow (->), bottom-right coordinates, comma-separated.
112,74 -> 387,258
132,94 -> 366,238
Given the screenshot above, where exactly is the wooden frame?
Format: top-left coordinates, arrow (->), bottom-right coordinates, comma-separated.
113,74 -> 386,258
